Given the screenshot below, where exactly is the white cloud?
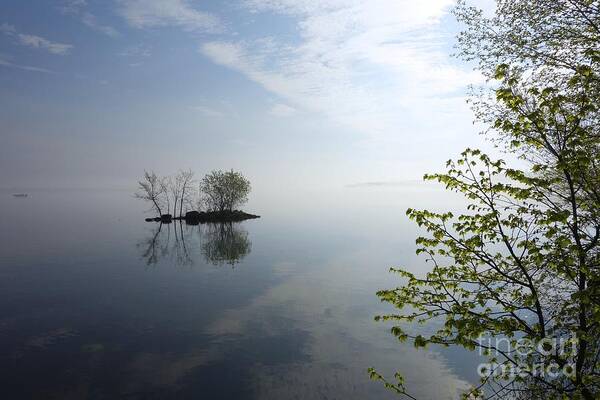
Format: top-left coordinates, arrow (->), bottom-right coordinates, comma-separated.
0,54 -> 53,73
81,12 -> 120,37
190,105 -> 225,117
117,0 -> 221,32
119,44 -> 152,58
200,0 -> 483,139
269,103 -> 296,117
1,25 -> 72,55
0,23 -> 16,35
17,34 -> 73,55
61,0 -> 120,37
61,0 -> 87,13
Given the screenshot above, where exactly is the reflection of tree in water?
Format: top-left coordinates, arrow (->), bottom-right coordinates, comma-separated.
201,223 -> 251,267
137,221 -> 251,267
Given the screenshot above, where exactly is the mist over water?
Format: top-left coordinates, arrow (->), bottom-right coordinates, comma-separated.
0,186 -> 479,399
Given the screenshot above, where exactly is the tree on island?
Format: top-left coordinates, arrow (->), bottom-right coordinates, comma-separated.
135,169 -> 255,222
135,170 -> 167,217
167,169 -> 196,218
177,169 -> 196,218
371,1 -> 600,399
200,169 -> 251,213
135,170 -> 197,219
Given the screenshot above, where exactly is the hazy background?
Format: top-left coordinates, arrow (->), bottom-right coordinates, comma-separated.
1,3 -> 506,397
1,0 -> 498,200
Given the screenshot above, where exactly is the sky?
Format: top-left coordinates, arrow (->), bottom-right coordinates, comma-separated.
0,0 -> 497,193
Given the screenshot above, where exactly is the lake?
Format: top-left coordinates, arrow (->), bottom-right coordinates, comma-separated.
0,186 -> 481,399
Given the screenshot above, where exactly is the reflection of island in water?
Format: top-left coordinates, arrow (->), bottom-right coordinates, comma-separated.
202,223 -> 251,266
138,221 -> 252,267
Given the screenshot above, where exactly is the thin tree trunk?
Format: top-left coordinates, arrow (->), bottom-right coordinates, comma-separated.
179,187 -> 185,218
153,200 -> 162,217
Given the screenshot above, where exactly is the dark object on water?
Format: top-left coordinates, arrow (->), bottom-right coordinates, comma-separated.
12,193 -> 28,197
195,210 -> 260,223
185,210 -> 201,220
145,210 -> 260,224
185,211 -> 201,225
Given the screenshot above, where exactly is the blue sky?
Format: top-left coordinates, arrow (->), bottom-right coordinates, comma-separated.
0,0 -> 495,191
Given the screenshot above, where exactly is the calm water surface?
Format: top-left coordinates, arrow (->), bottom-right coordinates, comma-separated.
0,188 -> 480,399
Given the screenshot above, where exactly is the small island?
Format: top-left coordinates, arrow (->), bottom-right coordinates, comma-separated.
145,210 -> 260,224
136,169 -> 260,224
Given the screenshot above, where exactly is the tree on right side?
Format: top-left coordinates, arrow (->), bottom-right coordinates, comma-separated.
371,1 -> 600,398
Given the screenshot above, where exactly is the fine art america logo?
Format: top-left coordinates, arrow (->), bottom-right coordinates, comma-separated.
476,336 -> 578,379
